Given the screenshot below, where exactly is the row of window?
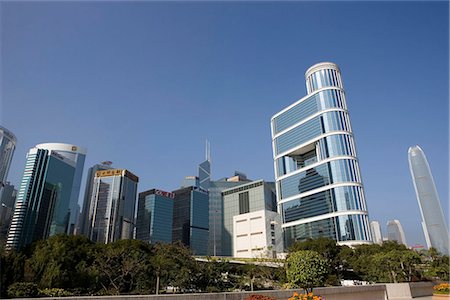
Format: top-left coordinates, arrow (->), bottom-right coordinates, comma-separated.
278,158 -> 362,200
274,110 -> 351,156
284,213 -> 371,247
306,68 -> 343,94
272,88 -> 346,135
276,133 -> 357,177
281,185 -> 367,223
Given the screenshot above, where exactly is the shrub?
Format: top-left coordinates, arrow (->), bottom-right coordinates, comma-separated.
433,283 -> 450,294
7,282 -> 39,298
39,288 -> 74,297
245,295 -> 276,300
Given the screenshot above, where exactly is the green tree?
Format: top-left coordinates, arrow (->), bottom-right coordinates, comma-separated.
289,237 -> 342,284
285,250 -> 328,293
423,248 -> 450,281
28,234 -> 95,290
0,249 -> 25,297
93,239 -> 152,295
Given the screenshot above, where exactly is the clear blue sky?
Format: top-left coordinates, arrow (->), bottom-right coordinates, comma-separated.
1,1 -> 448,247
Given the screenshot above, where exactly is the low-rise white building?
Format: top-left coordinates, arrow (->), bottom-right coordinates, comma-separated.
233,209 -> 282,258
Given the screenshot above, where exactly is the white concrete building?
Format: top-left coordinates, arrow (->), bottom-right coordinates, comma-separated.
370,220 -> 383,244
233,209 -> 282,258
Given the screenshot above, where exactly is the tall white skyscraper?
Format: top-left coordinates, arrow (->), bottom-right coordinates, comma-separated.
386,219 -> 407,246
370,220 -> 383,244
408,145 -> 449,255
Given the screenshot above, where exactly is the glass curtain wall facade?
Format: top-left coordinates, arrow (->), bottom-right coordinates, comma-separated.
78,163 -> 112,236
271,62 -> 372,247
136,189 -> 174,244
87,169 -> 138,244
408,146 -> 449,255
35,143 -> 87,235
0,126 -> 16,196
222,180 -> 277,256
208,175 -> 251,256
6,148 -> 75,250
172,186 -> 209,255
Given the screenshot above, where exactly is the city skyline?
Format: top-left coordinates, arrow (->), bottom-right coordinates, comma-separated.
1,2 -> 448,247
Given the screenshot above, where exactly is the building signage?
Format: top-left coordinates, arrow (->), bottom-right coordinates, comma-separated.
155,189 -> 175,199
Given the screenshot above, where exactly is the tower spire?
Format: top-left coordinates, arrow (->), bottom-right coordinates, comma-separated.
206,139 -> 211,162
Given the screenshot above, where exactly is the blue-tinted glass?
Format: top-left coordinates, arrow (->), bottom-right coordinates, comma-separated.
282,185 -> 365,223
275,111 -> 350,155
279,159 -> 360,200
273,89 -> 346,135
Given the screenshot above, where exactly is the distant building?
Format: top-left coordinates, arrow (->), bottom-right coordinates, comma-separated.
6,147 -> 76,250
0,126 -> 16,197
198,141 -> 211,191
233,209 -> 282,258
0,183 -> 17,243
181,176 -> 199,189
136,189 -> 174,244
271,62 -> 372,247
78,162 -> 113,236
222,179 -> 277,256
370,221 -> 383,244
408,145 -> 449,255
35,143 -> 87,235
208,172 -> 251,256
172,186 -> 209,255
87,169 -> 138,244
386,219 -> 407,246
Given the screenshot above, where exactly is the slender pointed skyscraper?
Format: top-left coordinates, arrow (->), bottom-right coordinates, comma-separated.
408,145 -> 449,255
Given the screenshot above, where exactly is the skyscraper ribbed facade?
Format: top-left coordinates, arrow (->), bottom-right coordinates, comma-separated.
35,143 -> 87,235
6,147 -> 76,250
0,126 -> 16,194
87,169 -> 138,244
408,145 -> 449,255
271,62 -> 372,247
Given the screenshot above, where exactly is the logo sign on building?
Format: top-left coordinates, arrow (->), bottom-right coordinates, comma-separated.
155,189 -> 175,199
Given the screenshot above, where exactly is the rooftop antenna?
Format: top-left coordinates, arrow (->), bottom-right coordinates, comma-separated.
205,140 -> 211,162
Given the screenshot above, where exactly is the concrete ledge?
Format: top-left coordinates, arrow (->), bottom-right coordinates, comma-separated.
386,282 -> 434,299
19,282 -> 434,300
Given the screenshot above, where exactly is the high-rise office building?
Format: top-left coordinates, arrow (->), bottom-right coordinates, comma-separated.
222,179 -> 277,256
386,219 -> 407,246
208,172 -> 251,256
172,186 -> 209,255
136,189 -> 174,244
87,169 -> 138,244
78,162 -> 113,236
199,141 -> 211,191
408,145 -> 449,255
35,143 -> 86,235
271,62 -> 372,247
0,126 -> 16,196
6,147 -> 76,250
370,220 -> 383,244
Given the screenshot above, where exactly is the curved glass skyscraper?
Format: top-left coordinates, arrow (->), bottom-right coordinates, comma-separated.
271,62 -> 372,247
408,145 -> 449,255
